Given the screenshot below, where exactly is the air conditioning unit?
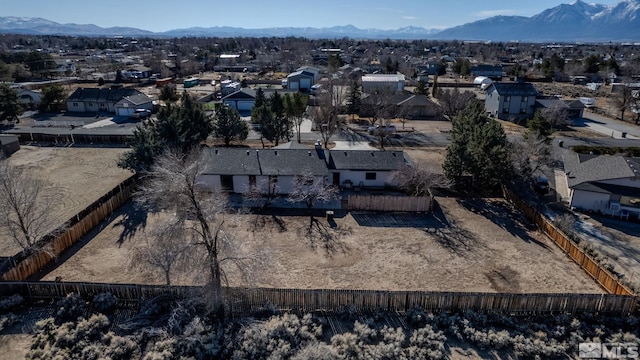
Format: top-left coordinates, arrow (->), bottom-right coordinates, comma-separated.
609,202 -> 620,212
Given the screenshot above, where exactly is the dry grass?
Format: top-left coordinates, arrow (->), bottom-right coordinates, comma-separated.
0,146 -> 132,256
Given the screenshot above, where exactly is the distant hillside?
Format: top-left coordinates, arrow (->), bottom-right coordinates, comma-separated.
433,0 -> 640,42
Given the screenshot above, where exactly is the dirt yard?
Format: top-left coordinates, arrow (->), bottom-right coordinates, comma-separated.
41,196 -> 603,294
0,146 -> 132,257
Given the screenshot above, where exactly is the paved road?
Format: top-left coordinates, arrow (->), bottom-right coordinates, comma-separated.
579,110 -> 640,139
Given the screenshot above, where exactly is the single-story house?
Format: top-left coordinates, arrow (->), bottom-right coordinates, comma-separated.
199,148 -> 328,194
114,93 -> 154,116
222,89 -> 299,115
67,87 -> 152,114
17,89 -> 42,109
485,82 -> 538,121
0,134 -> 20,156
361,74 -> 405,94
327,150 -> 410,188
470,64 -> 503,79
535,97 -> 585,119
359,93 -> 440,120
563,152 -> 640,219
286,70 -> 316,92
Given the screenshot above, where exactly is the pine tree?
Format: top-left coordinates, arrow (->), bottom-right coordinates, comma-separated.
346,80 -> 362,121
443,100 -> 512,192
212,105 -> 249,146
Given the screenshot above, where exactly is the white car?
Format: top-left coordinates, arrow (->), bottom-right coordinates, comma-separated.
129,109 -> 151,119
368,124 -> 397,135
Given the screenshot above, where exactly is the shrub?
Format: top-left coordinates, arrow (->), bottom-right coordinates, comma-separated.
55,293 -> 86,323
92,292 -> 118,313
0,294 -> 24,313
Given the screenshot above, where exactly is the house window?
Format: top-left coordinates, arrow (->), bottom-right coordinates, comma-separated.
365,172 -> 377,180
73,102 -> 78,106
269,175 -> 278,184
522,96 -> 528,102
89,102 -> 93,106
504,96 -> 511,102
502,107 -> 510,114
249,175 -> 256,187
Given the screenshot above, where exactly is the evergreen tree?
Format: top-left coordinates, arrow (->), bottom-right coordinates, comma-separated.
443,100 -> 511,192
346,80 -> 362,121
0,83 -> 22,123
119,92 -> 213,172
212,105 -> 248,146
39,84 -> 67,112
414,80 -> 429,96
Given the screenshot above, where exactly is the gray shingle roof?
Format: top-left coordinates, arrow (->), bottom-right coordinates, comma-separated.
490,82 -> 538,97
202,148 -> 261,175
328,150 -> 408,171
116,93 -> 153,106
67,87 -> 142,102
563,152 -> 639,188
258,149 -> 328,176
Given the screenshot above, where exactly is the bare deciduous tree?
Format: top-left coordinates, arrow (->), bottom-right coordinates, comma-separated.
243,178 -> 279,210
541,105 -> 570,129
130,222 -> 191,285
135,149 -> 261,314
0,158 -> 60,254
312,80 -> 347,148
287,173 -> 339,227
436,87 -> 476,120
392,162 -> 452,196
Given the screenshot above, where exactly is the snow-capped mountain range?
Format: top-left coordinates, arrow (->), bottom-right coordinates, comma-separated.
0,1 -> 639,42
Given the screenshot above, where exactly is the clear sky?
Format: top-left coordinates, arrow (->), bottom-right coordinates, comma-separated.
3,0 -> 623,32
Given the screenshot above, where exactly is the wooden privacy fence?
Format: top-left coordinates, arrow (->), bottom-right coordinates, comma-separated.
0,176 -> 138,281
348,194 -> 433,212
0,281 -> 636,315
13,132 -> 132,145
503,187 -> 635,297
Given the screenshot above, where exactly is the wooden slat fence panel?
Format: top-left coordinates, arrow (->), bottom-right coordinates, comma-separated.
502,187 -> 636,297
2,282 -> 634,315
1,176 -> 138,281
347,195 -> 433,212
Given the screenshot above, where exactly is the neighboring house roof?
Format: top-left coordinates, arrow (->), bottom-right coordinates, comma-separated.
362,74 -> 405,83
67,87 -> 142,103
328,150 -> 409,171
471,64 -> 503,72
116,93 -> 153,107
573,181 -> 640,197
259,149 -> 328,176
287,70 -> 314,79
396,94 -> 435,107
272,141 -> 310,149
488,82 -> 538,97
222,88 -> 256,101
563,151 -> 640,188
535,98 -> 569,109
203,148 -> 261,175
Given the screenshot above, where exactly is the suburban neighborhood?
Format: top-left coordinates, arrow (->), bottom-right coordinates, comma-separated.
2,3 -> 640,358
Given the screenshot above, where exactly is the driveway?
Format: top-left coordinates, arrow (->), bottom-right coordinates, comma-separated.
577,111 -> 640,139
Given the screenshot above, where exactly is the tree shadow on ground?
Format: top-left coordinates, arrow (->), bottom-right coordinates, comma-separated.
456,198 -> 550,249
422,200 -> 477,256
297,217 -> 351,256
589,214 -> 640,238
112,201 -> 148,246
251,214 -> 287,235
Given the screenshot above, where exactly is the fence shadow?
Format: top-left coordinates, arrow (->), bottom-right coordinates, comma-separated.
351,212 -> 440,228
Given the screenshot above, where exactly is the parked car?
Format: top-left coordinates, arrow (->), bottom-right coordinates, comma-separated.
368,124 -> 397,135
129,109 -> 151,119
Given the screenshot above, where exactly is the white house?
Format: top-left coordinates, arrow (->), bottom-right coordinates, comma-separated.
563,152 -> 640,219
199,148 -> 328,195
327,150 -> 410,188
361,74 -> 405,94
67,87 -> 151,114
114,93 -> 154,116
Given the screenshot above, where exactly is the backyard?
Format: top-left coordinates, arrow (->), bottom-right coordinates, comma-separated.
0,146 -> 132,257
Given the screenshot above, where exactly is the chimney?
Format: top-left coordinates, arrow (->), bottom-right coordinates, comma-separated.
308,151 -> 311,156
274,150 -> 278,156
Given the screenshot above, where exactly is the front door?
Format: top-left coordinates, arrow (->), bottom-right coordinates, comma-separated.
220,175 -> 234,191
333,172 -> 340,186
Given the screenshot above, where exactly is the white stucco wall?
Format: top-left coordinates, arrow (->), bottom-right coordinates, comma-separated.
335,170 -> 396,188
570,189 -> 611,211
